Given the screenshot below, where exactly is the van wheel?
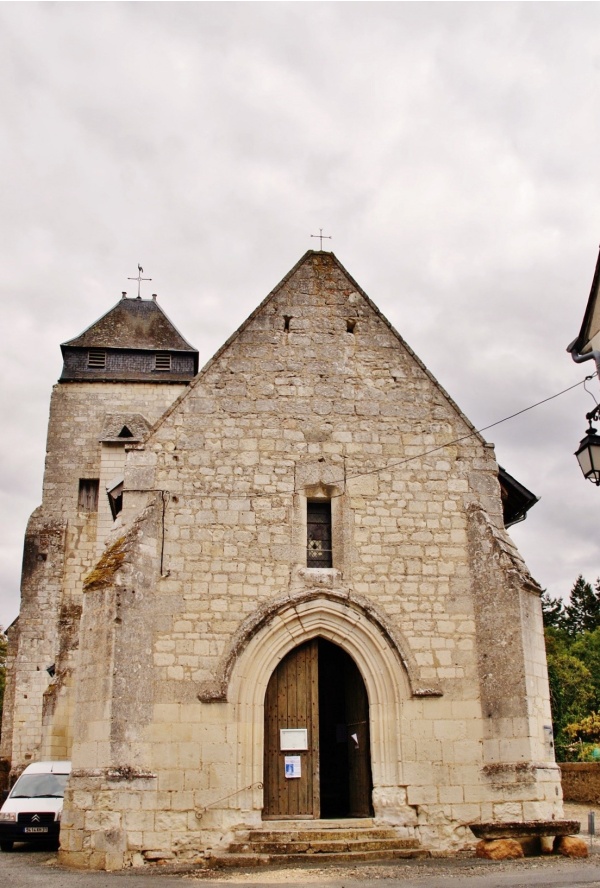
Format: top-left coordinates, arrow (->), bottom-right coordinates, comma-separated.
0,841 -> 14,852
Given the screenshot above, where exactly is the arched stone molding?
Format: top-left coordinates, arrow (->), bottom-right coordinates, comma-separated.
197,587 -> 442,703
223,591 -> 432,822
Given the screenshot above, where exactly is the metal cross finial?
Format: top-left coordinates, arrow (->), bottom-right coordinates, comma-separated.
311,229 -> 332,251
128,264 -> 152,298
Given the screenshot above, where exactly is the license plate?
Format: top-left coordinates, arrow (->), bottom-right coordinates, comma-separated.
24,827 -> 48,833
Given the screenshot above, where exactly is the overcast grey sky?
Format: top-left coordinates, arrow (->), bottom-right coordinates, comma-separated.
1,2 -> 600,629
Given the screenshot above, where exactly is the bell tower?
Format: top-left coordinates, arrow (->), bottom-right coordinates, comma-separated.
0,288 -> 198,777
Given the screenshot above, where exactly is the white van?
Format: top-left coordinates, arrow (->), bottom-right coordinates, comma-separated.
0,761 -> 71,851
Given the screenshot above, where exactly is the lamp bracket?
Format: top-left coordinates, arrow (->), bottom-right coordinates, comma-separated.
586,404 -> 600,429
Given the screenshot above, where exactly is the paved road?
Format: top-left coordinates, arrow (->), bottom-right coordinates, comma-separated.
3,846 -> 600,888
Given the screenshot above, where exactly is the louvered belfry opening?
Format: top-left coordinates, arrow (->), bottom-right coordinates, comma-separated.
307,500 -> 333,568
87,349 -> 106,368
155,352 -> 172,370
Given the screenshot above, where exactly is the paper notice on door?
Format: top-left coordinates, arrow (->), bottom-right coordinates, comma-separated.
280,728 -> 308,750
284,756 -> 301,778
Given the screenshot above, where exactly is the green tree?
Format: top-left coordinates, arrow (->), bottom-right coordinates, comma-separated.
564,712 -> 600,761
563,575 -> 600,636
565,713 -> 600,744
571,627 -> 600,711
542,576 -> 600,758
545,643 -> 595,755
541,590 -> 566,630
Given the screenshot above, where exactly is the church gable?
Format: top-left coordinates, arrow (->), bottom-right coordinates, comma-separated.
125,251 -> 511,623
147,251 -> 481,453
119,252 -> 510,681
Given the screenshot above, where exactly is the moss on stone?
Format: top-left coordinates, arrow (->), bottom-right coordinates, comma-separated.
83,537 -> 128,592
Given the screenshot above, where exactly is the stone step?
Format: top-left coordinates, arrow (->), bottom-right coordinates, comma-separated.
228,837 -> 421,854
208,821 -> 427,868
209,847 -> 428,867
260,818 -> 377,829
240,828 -> 412,843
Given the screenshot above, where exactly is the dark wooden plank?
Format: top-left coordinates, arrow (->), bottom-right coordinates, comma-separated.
263,656 -> 279,817
345,656 -> 373,817
309,637 -> 320,818
295,644 -> 306,814
263,641 -> 318,819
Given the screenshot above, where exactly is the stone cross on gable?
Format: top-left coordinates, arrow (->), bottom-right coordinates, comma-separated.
311,229 -> 332,251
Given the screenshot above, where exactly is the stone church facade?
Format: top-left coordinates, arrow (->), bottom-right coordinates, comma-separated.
1,251 -> 562,868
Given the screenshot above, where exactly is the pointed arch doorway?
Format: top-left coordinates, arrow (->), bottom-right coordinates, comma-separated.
263,638 -> 373,820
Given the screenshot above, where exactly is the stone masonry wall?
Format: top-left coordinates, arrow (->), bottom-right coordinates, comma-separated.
1,382 -> 187,776
0,619 -> 19,790
60,253 -> 561,868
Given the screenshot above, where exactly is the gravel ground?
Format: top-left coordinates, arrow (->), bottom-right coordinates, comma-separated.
183,853 -> 600,885
4,805 -> 598,887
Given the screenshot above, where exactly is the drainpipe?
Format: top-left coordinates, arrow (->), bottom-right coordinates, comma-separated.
566,339 -> 600,375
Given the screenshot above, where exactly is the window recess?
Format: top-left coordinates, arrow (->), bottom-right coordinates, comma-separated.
307,500 -> 333,568
78,479 -> 99,512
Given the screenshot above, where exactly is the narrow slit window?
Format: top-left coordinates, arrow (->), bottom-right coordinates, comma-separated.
78,479 -> 99,512
346,319 -> 356,334
155,352 -> 172,371
283,315 -> 291,332
87,349 -> 106,369
307,501 -> 332,568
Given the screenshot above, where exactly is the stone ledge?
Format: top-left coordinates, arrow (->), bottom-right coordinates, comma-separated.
469,820 -> 580,840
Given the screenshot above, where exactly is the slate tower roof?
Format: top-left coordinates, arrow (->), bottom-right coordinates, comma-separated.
59,293 -> 199,383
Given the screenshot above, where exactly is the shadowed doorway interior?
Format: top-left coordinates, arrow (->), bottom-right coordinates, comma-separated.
263,637 -> 373,819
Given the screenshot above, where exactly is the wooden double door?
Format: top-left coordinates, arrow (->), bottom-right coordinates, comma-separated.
263,638 -> 373,819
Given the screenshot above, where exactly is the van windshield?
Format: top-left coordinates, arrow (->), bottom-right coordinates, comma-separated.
9,773 -> 69,799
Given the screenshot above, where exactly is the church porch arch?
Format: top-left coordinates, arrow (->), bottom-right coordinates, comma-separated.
225,594 -> 415,822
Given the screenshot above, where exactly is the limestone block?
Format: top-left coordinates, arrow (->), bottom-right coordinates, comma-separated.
84,810 -> 122,831
123,810 -> 155,832
142,831 -> 173,850
452,803 -> 483,823
554,836 -> 588,858
144,850 -> 175,860
438,785 -> 464,804
157,770 -> 184,792
449,740 -> 483,766
407,784 -> 438,805
59,829 -> 84,852
492,802 -> 524,821
475,839 -> 524,860
346,474 -> 379,496
155,810 -> 189,832
522,801 -> 557,821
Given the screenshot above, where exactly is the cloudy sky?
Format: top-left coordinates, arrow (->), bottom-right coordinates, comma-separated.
1,2 -> 600,629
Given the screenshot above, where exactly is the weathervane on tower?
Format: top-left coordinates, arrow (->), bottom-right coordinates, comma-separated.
128,264 -> 152,298
311,229 -> 332,251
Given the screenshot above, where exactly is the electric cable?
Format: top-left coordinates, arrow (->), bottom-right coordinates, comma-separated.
127,373 -> 594,500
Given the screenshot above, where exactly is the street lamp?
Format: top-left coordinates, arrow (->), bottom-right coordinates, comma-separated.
575,405 -> 600,485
